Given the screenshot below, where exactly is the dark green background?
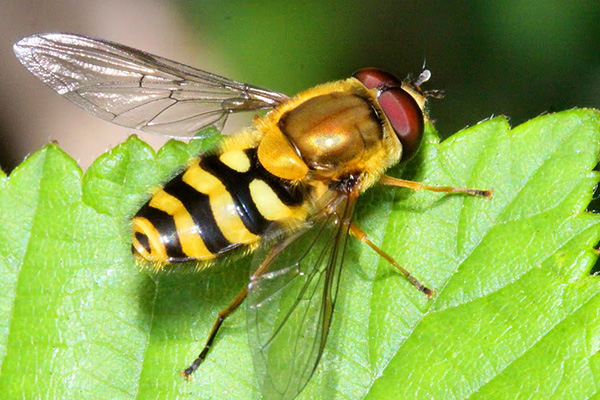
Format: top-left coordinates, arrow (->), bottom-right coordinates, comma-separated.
3,0 -> 599,170
186,1 -> 600,136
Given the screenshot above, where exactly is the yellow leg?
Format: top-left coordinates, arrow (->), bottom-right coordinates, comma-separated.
378,175 -> 492,198
349,223 -> 433,298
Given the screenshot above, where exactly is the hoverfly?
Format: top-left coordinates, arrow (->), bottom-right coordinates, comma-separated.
14,33 -> 491,400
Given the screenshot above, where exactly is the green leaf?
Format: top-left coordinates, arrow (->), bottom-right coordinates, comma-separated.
0,110 -> 599,399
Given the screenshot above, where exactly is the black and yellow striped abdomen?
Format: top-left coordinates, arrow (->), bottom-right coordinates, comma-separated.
132,146 -> 309,264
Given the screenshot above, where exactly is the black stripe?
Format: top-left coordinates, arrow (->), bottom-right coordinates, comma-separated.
162,173 -> 231,254
199,149 -> 307,235
136,203 -> 188,261
244,148 -> 306,206
134,231 -> 151,254
200,153 -> 269,234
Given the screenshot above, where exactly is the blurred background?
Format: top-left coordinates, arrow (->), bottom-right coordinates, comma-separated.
1,0 -> 600,172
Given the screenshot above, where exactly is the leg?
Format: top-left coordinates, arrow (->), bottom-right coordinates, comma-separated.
181,245 -> 283,378
181,286 -> 248,378
378,175 -> 492,198
349,223 -> 433,298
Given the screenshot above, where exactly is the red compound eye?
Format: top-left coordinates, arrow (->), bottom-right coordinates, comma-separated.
353,67 -> 424,161
353,67 -> 400,90
378,88 -> 423,161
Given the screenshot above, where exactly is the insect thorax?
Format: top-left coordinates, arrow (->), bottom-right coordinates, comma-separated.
256,79 -> 402,186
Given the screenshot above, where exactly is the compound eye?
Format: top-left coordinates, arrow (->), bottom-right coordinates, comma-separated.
353,67 -> 400,90
378,87 -> 424,161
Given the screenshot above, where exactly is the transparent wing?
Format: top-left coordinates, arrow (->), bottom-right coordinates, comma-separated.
13,33 -> 289,138
247,190 -> 357,400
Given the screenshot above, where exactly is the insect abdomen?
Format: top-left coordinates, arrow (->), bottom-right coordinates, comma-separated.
132,147 -> 308,264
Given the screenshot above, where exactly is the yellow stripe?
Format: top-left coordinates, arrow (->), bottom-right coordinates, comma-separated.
132,217 -> 168,262
149,190 -> 213,260
219,150 -> 251,172
149,190 -> 180,214
249,179 -> 294,221
210,188 -> 258,244
182,162 -> 223,194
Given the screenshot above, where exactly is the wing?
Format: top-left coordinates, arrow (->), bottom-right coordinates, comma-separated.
13,33 -> 289,138
247,190 -> 357,400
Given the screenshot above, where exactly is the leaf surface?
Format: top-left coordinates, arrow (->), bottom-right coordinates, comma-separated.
0,111 -> 599,399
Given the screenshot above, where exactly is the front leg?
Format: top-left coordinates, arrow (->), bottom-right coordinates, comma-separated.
378,175 -> 492,198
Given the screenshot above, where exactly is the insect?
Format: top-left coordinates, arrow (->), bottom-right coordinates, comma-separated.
14,33 -> 491,400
